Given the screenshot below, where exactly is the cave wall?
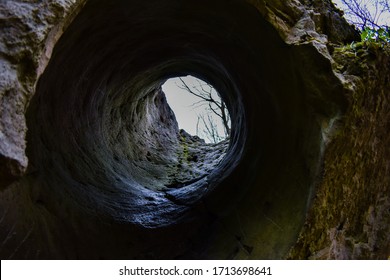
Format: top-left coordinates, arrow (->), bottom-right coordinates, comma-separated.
289,44 -> 390,259
0,0 -> 388,259
0,0 -> 87,189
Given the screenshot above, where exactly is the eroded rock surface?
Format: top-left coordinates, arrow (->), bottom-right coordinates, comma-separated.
166,129 -> 229,189
289,44 -> 390,260
0,0 -> 388,259
0,0 -> 86,189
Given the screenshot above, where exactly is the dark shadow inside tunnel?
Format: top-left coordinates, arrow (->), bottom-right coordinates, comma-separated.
6,0 -> 346,259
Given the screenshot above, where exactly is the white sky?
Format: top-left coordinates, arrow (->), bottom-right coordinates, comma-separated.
162,76 -> 203,136
332,0 -> 390,27
162,76 -> 227,143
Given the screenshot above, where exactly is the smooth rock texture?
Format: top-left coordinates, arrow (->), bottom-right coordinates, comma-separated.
0,0 -> 388,259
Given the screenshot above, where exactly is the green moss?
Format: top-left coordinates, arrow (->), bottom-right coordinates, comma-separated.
178,135 -> 190,164
288,46 -> 390,259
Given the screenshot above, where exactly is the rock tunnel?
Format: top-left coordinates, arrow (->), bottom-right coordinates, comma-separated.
3,0 -> 387,259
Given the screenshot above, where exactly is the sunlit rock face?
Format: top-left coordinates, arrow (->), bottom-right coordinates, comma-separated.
1,0 -> 388,260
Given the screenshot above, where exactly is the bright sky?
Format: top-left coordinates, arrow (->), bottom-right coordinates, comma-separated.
332,0 -> 390,27
162,76 -> 203,136
162,76 -> 227,143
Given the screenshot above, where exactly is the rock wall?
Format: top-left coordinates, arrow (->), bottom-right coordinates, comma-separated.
0,0 -> 388,259
0,0 -> 87,189
289,44 -> 390,259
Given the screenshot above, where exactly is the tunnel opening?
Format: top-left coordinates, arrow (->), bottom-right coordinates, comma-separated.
160,74 -> 231,192
25,0 -> 249,228
162,75 -> 231,144
14,0 -> 346,259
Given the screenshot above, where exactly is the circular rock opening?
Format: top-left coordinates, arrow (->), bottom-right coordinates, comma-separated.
26,0 -> 247,229
20,0 -> 345,259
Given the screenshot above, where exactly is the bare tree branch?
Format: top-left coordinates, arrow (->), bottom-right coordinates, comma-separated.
177,77 -> 231,143
341,0 -> 390,29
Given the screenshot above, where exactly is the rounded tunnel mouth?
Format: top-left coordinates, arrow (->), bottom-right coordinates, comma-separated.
22,0 -> 344,259
26,0 -> 248,228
